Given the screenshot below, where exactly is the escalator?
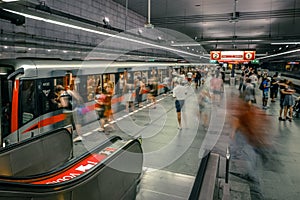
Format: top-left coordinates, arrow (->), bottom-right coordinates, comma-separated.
0,129 -> 143,200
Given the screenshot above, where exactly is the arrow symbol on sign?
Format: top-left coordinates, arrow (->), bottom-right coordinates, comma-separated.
75,164 -> 94,172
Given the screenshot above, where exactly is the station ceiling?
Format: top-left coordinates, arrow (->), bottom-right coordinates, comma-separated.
113,0 -> 300,62
1,0 -> 300,63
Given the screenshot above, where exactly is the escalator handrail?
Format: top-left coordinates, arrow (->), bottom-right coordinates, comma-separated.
188,150 -> 211,200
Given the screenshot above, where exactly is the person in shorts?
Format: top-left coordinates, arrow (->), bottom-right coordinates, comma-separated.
172,80 -> 186,130
95,87 -> 106,132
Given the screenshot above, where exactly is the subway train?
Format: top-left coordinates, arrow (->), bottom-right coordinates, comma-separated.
0,59 -> 203,147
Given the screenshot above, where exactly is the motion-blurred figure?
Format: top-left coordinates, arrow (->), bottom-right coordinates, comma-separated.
228,97 -> 272,148
198,81 -> 211,130
172,80 -> 187,130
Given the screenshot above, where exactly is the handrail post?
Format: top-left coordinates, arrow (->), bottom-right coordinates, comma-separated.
225,146 -> 230,183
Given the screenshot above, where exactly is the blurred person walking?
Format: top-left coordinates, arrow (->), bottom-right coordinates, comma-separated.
244,78 -> 256,105
172,80 -> 187,130
67,83 -> 85,142
147,78 -> 157,109
95,87 -> 107,132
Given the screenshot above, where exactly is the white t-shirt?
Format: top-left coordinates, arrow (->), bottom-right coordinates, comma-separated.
173,84 -> 186,100
187,72 -> 193,79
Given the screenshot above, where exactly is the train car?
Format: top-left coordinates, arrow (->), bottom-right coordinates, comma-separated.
0,59 -> 200,147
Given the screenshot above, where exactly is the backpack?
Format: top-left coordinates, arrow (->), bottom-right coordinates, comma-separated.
259,81 -> 264,90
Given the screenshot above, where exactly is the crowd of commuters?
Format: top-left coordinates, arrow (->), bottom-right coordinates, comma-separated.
53,64 -> 298,142
238,66 -> 298,122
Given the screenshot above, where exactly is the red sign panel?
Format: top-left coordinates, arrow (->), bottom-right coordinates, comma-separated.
210,51 -> 221,60
210,50 -> 256,62
243,51 -> 255,60
32,147 -> 117,185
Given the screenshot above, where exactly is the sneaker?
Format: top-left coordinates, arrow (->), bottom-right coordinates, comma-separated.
98,128 -> 105,132
178,126 -> 182,130
278,117 -> 282,121
73,136 -> 83,142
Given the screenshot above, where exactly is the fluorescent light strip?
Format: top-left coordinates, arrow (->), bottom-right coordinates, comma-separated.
206,40 -> 263,43
257,49 -> 300,60
2,0 -> 19,2
271,42 -> 300,45
4,9 -> 210,60
171,43 -> 201,47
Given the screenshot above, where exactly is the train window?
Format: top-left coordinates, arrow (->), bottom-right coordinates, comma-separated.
142,71 -> 148,84
38,79 -> 55,114
119,73 -> 125,92
20,80 -> 37,125
87,75 -> 101,101
158,69 -> 163,83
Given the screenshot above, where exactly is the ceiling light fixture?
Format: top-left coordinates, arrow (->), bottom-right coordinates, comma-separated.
138,29 -> 143,34
103,17 -> 109,25
257,49 -> 300,60
3,8 -> 209,59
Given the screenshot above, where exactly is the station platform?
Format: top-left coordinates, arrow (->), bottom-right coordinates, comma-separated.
71,82 -> 300,200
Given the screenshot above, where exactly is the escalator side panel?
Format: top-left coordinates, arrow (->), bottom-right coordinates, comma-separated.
0,139 -> 142,200
0,153 -> 12,176
40,131 -> 73,172
0,128 -> 72,177
97,141 -> 143,200
10,140 -> 45,177
73,140 -> 143,200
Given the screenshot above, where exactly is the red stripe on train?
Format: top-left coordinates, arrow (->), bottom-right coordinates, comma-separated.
11,80 -> 19,133
22,114 -> 66,134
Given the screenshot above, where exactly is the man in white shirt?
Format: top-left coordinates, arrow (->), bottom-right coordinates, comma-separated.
173,80 -> 187,129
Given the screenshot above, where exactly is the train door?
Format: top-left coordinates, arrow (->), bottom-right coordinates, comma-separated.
37,78 -> 58,135
18,79 -> 39,141
0,74 -> 11,146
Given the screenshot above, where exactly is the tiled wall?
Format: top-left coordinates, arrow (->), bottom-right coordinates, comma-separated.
0,0 -> 146,58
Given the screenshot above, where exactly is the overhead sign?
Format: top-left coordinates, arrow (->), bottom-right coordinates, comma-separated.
210,50 -> 256,62
251,59 -> 260,64
209,60 -> 218,64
